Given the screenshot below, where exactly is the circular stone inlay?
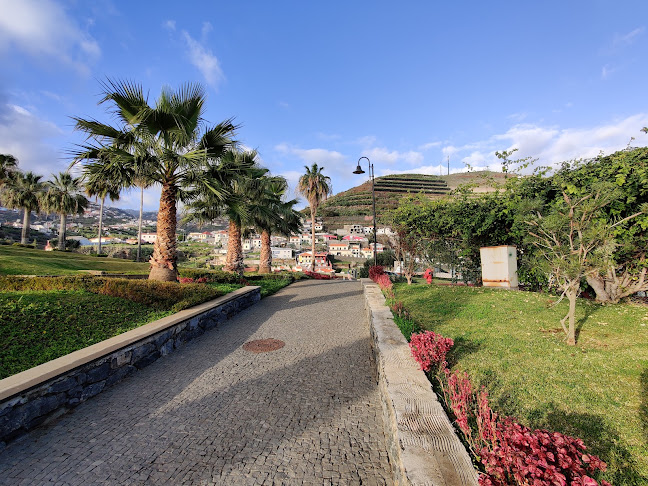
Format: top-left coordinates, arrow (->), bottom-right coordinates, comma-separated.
243,339 -> 285,353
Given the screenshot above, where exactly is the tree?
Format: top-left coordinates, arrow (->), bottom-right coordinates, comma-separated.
0,154 -> 18,185
1,171 -> 45,244
182,150 -> 264,276
525,184 -> 641,345
43,172 -> 88,250
84,168 -> 121,255
549,149 -> 648,302
252,176 -> 301,274
297,163 -> 332,271
72,80 -> 238,281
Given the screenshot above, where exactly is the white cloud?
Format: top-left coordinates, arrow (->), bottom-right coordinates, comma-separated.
0,102 -> 67,177
354,135 -> 377,147
360,147 -> 424,166
163,20 -> 176,31
181,30 -> 224,88
0,0 -> 100,73
275,143 -> 346,166
418,141 -> 442,150
601,64 -> 618,79
613,26 -> 645,47
441,113 -> 648,173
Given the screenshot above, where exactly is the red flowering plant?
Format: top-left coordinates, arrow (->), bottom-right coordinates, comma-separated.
478,418 -> 611,486
423,267 -> 434,284
409,331 -> 454,374
178,277 -> 208,284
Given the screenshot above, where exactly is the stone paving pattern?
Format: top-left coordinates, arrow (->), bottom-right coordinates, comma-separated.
0,280 -> 393,485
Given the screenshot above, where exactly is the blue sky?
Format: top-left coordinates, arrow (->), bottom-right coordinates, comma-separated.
1,0 -> 647,211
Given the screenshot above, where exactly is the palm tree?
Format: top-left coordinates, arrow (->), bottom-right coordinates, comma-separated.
183,150 -> 267,276
72,79 -> 239,281
43,172 -> 88,250
84,168 -> 121,255
1,171 -> 45,244
253,177 -> 301,274
0,154 -> 18,185
297,163 -> 332,271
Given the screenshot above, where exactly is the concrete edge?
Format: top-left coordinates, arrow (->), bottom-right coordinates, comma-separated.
360,279 -> 478,486
0,286 -> 260,401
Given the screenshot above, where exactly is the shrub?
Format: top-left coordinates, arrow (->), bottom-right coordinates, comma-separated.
303,270 -> 334,280
409,331 -> 454,373
369,265 -> 385,280
423,267 -> 434,284
0,276 -> 225,312
178,268 -> 243,284
479,419 -> 611,486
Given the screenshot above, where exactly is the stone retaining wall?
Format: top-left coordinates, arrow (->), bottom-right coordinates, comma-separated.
361,279 -> 478,486
0,286 -> 261,447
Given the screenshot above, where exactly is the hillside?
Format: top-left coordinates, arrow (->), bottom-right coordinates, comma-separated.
317,171 -> 507,230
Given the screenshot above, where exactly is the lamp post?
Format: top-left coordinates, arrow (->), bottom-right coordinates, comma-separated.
353,156 -> 377,267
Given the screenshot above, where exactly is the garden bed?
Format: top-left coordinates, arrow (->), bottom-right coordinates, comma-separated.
393,281 -> 648,485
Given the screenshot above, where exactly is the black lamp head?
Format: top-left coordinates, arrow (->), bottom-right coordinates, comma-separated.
353,164 -> 365,174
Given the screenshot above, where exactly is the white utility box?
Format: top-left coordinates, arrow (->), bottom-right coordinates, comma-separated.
480,245 -> 518,289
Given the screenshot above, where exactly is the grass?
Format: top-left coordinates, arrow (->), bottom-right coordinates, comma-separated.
0,290 -> 169,379
0,245 -> 150,275
394,281 -> 648,485
0,269 -> 298,379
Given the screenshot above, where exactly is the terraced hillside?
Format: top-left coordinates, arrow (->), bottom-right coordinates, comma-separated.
316,171 -> 506,231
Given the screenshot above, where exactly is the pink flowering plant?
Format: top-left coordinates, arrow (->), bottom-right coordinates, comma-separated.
408,331 -> 454,374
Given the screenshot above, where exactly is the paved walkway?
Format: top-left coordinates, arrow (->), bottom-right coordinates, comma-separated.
0,280 -> 393,485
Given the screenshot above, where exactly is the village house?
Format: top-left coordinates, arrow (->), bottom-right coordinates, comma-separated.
271,247 -> 294,259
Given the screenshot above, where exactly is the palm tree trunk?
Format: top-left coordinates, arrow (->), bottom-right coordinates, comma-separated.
97,196 -> 105,255
310,206 -> 316,271
149,183 -> 178,281
258,229 -> 271,274
21,209 -> 31,245
137,185 -> 143,262
224,220 -> 244,276
58,213 -> 67,250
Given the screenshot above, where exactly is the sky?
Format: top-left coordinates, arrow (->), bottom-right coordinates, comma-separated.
1,0 -> 647,211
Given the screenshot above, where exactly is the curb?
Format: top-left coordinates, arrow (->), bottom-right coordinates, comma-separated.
361,279 -> 478,486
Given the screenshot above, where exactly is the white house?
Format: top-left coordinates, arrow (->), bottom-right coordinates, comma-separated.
141,233 -> 157,243
271,247 -> 294,259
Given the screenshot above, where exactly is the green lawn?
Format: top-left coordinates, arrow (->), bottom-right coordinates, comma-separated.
0,290 -> 169,379
0,245 -> 150,275
394,281 -> 648,486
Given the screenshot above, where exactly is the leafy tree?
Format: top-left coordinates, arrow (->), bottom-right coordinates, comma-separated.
43,172 -> 88,250
1,171 -> 45,244
525,183 -> 642,345
550,149 -> 648,302
72,79 -> 238,281
297,163 -> 332,271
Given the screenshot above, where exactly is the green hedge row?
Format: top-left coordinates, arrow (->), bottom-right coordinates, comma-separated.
0,276 -> 226,312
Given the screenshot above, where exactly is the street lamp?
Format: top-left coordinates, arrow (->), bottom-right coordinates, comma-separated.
353,156 -> 377,267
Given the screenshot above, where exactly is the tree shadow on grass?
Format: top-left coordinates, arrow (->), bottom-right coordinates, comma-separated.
446,336 -> 481,369
640,367 -> 648,445
574,299 -> 602,342
528,402 -> 646,486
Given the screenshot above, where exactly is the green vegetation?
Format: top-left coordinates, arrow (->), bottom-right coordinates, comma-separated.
395,281 -> 648,484
0,245 -> 150,275
0,271 -> 298,378
0,290 -> 169,379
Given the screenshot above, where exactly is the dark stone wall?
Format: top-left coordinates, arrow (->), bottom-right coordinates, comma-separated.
0,288 -> 261,447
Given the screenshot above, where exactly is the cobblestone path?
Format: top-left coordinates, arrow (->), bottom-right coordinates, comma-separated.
0,280 -> 393,485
